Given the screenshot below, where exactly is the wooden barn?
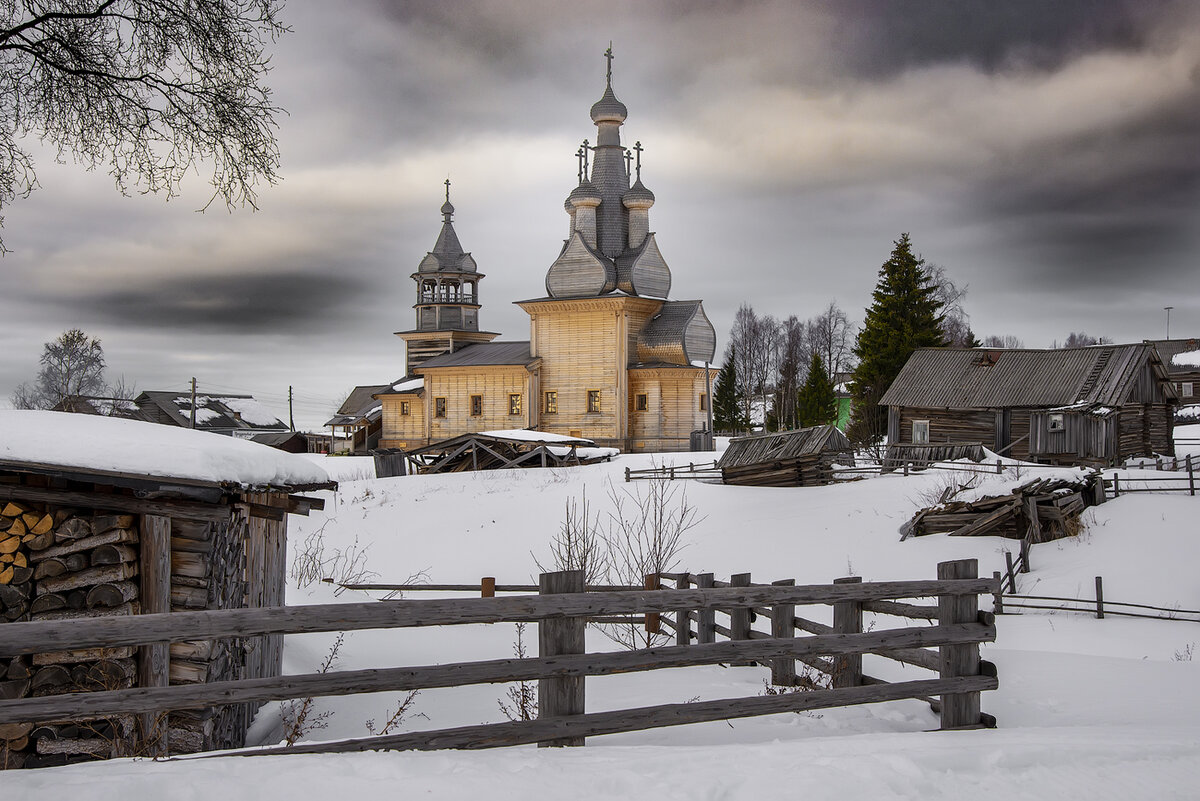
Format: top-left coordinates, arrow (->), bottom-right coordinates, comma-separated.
717,425 -> 855,487
0,411 -> 333,768
1144,338 -> 1199,416
880,345 -> 1178,467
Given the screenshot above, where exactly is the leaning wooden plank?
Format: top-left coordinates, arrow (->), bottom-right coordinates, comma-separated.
948,501 -> 1020,537
0,623 -> 995,723
234,676 -> 998,755
0,578 -> 999,656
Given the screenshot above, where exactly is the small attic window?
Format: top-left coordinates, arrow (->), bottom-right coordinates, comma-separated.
1048,413 -> 1065,432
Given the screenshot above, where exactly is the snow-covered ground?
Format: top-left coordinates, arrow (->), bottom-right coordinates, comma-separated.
5,437 -> 1200,798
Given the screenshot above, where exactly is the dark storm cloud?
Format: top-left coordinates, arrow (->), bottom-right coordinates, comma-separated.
815,0 -> 1187,77
34,270 -> 372,334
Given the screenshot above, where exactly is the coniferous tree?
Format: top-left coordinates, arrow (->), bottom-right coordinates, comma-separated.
797,353 -> 837,428
848,233 -> 947,444
712,345 -> 745,433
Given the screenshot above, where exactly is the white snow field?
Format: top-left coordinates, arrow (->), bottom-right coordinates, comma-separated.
4,436 -> 1199,799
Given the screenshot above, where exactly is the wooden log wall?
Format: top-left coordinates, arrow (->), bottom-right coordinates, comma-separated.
0,499 -> 140,768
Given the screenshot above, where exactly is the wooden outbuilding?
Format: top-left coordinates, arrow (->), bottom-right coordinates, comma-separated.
717,425 -> 855,487
880,345 -> 1178,467
1144,338 -> 1199,417
0,412 -> 333,768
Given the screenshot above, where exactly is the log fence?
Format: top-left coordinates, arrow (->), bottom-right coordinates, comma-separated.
1106,455 -> 1196,496
0,560 -> 998,757
624,462 -> 722,482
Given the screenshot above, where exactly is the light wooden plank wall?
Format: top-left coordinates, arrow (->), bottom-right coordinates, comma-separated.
380,393 -> 425,449
424,367 -> 533,441
628,370 -> 709,450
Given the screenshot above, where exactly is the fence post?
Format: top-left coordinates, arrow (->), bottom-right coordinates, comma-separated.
770,579 -> 797,686
538,570 -> 586,747
696,573 -> 715,644
937,559 -> 981,730
1189,455 -> 1195,497
480,577 -> 495,598
138,514 -> 171,756
730,573 -> 753,665
996,459 -> 1003,474
991,571 -> 1004,615
1113,473 -> 1120,497
1095,576 -> 1104,620
1019,537 -> 1031,573
643,573 -> 660,635
832,576 -> 863,688
1004,551 -> 1017,593
674,573 -> 691,646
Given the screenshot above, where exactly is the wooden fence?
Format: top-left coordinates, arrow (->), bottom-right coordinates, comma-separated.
625,461 -> 722,482
990,572 -> 1200,623
0,560 -> 998,757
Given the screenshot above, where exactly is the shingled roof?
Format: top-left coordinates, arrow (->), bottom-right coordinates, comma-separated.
880,345 -> 1176,410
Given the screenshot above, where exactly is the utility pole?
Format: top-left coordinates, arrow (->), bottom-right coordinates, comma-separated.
189,377 -> 197,429
1165,306 -> 1173,340
288,386 -> 295,432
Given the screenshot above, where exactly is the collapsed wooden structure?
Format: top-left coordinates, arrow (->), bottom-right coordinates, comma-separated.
717,425 -> 855,487
901,475 -> 1104,542
0,421 -> 333,768
394,432 -> 613,475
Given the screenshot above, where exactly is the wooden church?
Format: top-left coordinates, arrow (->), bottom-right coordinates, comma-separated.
377,52 -> 717,453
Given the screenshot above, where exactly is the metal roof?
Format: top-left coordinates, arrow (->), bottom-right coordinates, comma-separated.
879,345 -> 1169,409
417,341 -> 537,369
1144,338 -> 1200,373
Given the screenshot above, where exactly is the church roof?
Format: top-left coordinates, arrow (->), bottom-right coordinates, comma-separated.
417,341 -> 538,370
637,300 -> 717,364
420,182 -> 476,273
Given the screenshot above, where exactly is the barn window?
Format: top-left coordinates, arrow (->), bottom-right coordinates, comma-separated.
400,401 -> 410,416
435,397 -> 447,418
1048,413 -> 1064,432
912,420 -> 929,444
1184,382 -> 1194,398
587,390 -> 601,413
635,394 -> 648,411
509,394 -> 522,416
544,391 -> 557,414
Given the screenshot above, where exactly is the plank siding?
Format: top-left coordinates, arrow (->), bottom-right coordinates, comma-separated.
379,393 -> 426,450
423,367 -> 534,442
627,368 -> 712,451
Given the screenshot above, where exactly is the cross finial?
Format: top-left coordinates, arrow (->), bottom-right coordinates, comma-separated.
582,139 -> 591,180
444,177 -> 451,203
624,148 -> 633,175
604,43 -> 613,86
576,146 -> 584,182
633,141 -> 644,181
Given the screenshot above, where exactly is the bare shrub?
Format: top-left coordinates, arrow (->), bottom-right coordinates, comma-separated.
533,487 -> 608,585
600,476 -> 703,649
290,522 -> 378,593
912,471 -> 980,509
366,690 -> 425,736
281,633 -> 343,745
497,622 -> 538,722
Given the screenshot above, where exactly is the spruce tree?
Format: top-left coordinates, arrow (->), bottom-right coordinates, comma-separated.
712,345 -> 744,433
848,233 -> 947,443
797,353 -> 837,427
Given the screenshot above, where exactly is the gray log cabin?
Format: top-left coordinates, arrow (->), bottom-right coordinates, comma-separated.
880,344 -> 1178,467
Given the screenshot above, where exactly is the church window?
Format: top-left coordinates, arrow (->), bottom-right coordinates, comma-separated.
470,395 -> 483,416
435,397 -> 447,418
699,393 -> 708,412
635,394 -> 648,411
400,401 -> 410,416
509,394 -> 522,415
587,390 -> 601,413
544,391 -> 557,414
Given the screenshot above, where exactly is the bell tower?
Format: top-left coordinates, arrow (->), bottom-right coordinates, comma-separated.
395,182 -> 499,375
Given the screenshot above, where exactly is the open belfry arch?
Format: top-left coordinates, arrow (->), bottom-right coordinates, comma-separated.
379,48 -> 717,453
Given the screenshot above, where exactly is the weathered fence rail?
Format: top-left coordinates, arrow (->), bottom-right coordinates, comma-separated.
0,560 -> 998,757
989,572 -> 1199,623
624,462 -> 722,482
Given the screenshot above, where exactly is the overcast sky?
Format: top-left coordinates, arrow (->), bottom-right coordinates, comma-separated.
2,0 -> 1198,430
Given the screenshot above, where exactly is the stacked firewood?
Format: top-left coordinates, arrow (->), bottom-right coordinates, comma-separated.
0,502 -> 141,768
902,476 -> 1098,541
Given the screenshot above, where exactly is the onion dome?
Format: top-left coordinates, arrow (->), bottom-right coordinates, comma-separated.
590,83 -> 628,124
440,199 -> 455,218
567,180 -> 602,206
622,179 -> 655,209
